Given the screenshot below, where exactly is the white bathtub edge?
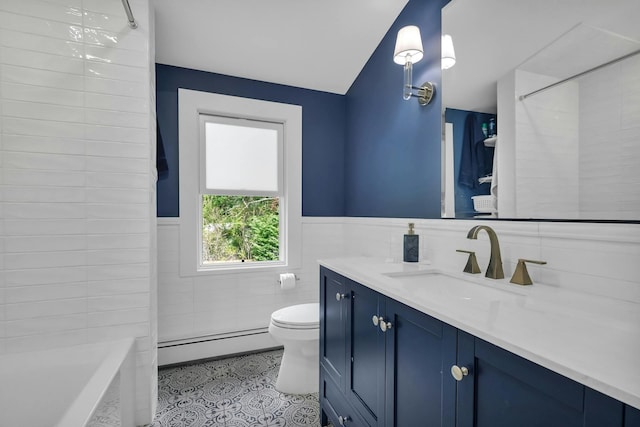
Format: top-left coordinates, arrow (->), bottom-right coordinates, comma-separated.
55,337 -> 136,427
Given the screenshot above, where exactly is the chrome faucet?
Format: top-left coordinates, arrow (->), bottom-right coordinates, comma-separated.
466,225 -> 504,279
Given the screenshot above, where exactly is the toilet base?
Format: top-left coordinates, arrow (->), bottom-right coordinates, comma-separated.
275,340 -> 319,394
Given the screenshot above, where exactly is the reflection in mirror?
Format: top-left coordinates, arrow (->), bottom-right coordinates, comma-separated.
441,0 -> 640,221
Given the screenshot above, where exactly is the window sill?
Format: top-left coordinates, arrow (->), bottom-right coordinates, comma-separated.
191,260 -> 298,276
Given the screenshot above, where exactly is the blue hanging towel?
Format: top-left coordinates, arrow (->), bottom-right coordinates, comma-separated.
156,121 -> 169,180
459,113 -> 488,189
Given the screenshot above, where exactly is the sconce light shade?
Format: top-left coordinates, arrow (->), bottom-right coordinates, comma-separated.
393,25 -> 434,105
393,25 -> 424,65
441,34 -> 456,70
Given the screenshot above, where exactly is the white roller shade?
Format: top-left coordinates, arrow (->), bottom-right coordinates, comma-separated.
201,116 -> 282,195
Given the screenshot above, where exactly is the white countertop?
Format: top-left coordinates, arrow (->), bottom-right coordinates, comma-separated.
319,257 -> 640,410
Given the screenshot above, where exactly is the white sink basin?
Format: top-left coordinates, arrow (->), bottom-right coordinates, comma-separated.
382,268 -> 525,303
382,269 -> 441,278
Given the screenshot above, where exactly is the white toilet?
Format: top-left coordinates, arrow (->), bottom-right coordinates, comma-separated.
268,303 -> 319,394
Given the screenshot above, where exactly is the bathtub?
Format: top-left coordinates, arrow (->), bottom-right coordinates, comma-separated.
0,338 -> 136,427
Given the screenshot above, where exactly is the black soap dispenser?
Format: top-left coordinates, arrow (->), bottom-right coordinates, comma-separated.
403,223 -> 419,263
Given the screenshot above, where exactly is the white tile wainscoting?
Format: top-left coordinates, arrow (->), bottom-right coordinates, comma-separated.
157,217 -> 640,364
0,0 -> 157,423
156,217 -> 343,365
343,218 -> 640,304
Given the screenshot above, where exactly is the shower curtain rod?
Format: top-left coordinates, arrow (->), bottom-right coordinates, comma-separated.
519,48 -> 640,101
121,0 -> 138,29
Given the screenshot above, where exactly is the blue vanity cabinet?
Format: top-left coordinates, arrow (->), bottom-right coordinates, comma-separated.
383,298 -> 457,427
320,266 -> 637,427
321,267 -> 377,427
347,283 -> 458,427
321,373 -> 368,427
456,331 -> 628,427
626,405 -> 640,427
346,279 -> 386,427
321,267 -> 369,427
320,267 -> 457,427
320,267 -> 347,391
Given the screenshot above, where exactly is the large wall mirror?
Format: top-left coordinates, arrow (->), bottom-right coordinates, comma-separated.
441,0 -> 640,221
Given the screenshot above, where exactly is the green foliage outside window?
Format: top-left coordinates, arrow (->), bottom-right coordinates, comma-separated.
202,195 -> 280,263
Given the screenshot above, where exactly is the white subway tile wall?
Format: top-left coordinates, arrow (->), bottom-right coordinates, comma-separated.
157,218 -> 640,347
0,0 -> 156,424
507,57 -> 640,221
347,219 -> 640,303
515,70 -> 581,219
579,55 -> 640,219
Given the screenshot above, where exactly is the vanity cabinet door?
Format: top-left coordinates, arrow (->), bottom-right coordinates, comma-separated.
384,299 -> 457,427
582,388 -> 624,427
346,279 -> 385,427
320,267 -> 347,391
625,405 -> 640,427
456,332 -> 625,427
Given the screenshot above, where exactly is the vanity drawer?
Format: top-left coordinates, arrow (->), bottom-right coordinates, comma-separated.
322,371 -> 368,427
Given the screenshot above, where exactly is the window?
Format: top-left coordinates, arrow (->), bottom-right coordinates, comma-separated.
199,116 -> 283,265
178,89 -> 301,275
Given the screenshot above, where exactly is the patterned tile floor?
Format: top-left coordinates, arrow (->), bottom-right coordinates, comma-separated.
152,349 -> 321,427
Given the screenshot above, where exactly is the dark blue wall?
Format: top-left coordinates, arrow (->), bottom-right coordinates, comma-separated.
344,0 -> 449,218
156,65 -> 347,217
156,0 -> 448,219
445,108 -> 496,217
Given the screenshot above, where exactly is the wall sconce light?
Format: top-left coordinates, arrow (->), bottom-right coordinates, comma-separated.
393,25 -> 434,106
441,34 -> 456,70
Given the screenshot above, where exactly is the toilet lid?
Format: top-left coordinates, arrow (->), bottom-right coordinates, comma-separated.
271,303 -> 319,329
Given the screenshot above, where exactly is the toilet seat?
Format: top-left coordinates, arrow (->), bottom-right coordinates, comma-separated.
270,303 -> 319,330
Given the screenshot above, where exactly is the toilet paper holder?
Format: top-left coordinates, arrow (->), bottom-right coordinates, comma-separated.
278,274 -> 300,284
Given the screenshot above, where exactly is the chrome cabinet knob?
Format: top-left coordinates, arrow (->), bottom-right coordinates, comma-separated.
338,415 -> 351,425
335,293 -> 347,301
372,315 -> 380,326
451,365 -> 469,381
379,318 -> 392,332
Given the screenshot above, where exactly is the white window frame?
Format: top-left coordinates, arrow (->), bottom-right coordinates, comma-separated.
178,89 -> 302,275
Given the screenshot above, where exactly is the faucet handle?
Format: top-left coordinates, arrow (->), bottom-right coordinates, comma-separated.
456,249 -> 481,274
510,259 -> 547,286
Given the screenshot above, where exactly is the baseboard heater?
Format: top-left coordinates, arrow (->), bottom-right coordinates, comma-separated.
158,328 -> 280,366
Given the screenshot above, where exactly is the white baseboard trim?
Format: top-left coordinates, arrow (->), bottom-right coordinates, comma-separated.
158,329 -> 280,366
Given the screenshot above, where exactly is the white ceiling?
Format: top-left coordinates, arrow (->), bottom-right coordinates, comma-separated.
154,0 -> 409,95
153,0 -> 640,105
442,0 -> 640,113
